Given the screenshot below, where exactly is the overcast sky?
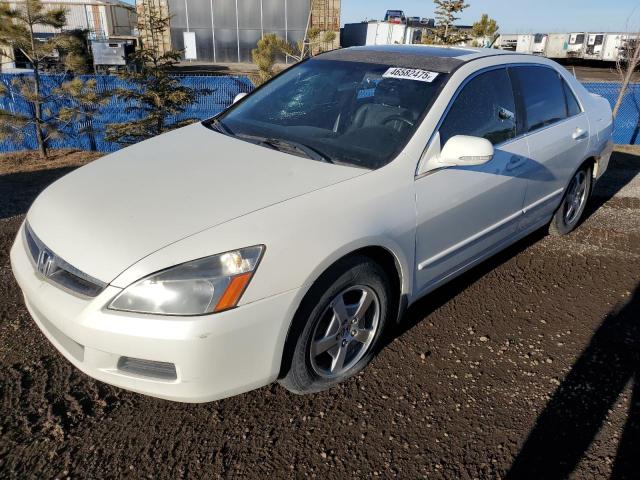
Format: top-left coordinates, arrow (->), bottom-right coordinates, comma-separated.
341,0 -> 640,33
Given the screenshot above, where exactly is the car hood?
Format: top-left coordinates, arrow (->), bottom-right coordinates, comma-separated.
27,123 -> 365,283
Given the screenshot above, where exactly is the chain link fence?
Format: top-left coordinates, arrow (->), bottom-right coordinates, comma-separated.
0,74 -> 254,153
584,82 -> 640,144
0,74 -> 637,153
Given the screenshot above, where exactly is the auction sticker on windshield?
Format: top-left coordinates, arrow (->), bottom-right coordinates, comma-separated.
382,67 -> 439,83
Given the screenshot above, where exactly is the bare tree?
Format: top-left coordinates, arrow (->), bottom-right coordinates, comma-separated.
614,33 -> 640,118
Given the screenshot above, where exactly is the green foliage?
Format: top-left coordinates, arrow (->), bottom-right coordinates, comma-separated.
0,0 -> 91,157
54,78 -> 110,151
251,33 -> 292,85
429,0 -> 470,45
472,13 -> 499,46
251,19 -> 338,85
55,29 -> 93,73
105,4 -> 211,145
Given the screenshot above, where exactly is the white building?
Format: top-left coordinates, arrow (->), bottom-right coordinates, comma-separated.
2,0 -> 135,39
1,0 -> 136,71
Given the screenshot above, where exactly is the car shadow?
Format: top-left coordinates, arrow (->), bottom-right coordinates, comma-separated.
384,147 -> 640,347
0,166 -> 77,220
505,284 -> 640,480
381,227 -> 547,350
583,148 -> 640,222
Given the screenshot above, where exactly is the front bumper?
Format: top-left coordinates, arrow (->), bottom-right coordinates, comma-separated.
10,224 -> 300,403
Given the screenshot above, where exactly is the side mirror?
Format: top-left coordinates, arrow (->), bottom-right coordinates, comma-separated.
233,92 -> 248,104
438,135 -> 494,167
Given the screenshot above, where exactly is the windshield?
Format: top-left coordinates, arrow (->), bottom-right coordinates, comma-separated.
207,59 -> 449,169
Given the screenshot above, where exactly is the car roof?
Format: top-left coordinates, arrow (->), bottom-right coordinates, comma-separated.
316,45 -> 520,73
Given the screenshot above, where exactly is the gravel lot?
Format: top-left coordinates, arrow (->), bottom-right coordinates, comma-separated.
0,148 -> 639,479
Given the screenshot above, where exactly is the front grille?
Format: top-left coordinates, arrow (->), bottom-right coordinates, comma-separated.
24,222 -> 107,298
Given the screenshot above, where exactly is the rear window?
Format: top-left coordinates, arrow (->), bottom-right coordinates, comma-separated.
510,66 -> 567,133
563,80 -> 582,117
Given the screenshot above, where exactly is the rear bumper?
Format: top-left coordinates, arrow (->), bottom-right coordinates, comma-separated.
595,139 -> 614,180
10,223 -> 300,403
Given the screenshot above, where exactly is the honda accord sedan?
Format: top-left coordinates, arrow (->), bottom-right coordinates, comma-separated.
11,46 -> 613,402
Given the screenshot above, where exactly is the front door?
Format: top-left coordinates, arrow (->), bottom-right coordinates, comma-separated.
414,67 -> 529,294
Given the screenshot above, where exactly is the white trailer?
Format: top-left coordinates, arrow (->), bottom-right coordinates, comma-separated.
583,33 -> 606,60
567,32 -> 586,58
619,34 -> 640,62
516,34 -> 534,54
532,33 -> 548,55
494,34 -> 519,51
544,33 -> 570,59
601,33 -> 630,62
363,22 -> 408,46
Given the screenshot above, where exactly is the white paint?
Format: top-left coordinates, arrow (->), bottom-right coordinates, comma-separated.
183,31 -> 197,60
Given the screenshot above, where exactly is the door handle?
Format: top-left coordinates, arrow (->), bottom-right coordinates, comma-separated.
572,128 -> 588,140
506,155 -> 526,171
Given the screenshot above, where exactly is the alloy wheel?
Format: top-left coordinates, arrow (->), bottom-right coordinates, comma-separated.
564,170 -> 588,225
309,285 -> 381,379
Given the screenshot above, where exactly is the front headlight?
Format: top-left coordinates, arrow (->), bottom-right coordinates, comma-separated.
108,245 -> 264,316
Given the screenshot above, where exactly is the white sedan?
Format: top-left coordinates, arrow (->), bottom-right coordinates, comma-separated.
11,46 -> 613,402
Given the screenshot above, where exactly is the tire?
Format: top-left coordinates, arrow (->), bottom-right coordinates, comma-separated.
279,255 -> 391,394
549,164 -> 592,236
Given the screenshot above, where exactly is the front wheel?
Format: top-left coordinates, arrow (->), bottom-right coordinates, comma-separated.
279,256 -> 391,394
549,165 -> 592,236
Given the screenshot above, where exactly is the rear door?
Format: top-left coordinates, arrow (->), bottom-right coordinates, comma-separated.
509,66 -> 590,231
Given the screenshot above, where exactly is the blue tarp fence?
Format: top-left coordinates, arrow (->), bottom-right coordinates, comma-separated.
0,74 -> 254,153
0,74 -> 638,152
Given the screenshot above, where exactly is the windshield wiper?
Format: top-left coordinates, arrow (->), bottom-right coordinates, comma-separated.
236,134 -> 333,164
208,117 -> 234,135
263,138 -> 334,164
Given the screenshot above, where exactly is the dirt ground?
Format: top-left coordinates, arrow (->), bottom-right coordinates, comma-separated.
0,147 -> 639,479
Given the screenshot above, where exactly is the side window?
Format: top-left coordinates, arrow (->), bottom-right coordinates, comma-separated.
510,66 -> 567,133
562,80 -> 582,117
439,68 -> 517,147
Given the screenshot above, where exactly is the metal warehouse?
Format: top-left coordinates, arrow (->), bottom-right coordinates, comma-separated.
139,0 -> 340,63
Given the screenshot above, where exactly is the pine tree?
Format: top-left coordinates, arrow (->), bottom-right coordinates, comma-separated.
472,14 -> 499,47
432,0 -> 470,45
105,3 -> 210,145
0,0 -> 89,158
251,33 -> 291,85
251,0 -> 337,85
54,78 -> 110,151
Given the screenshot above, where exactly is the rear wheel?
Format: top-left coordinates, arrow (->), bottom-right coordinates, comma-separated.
279,256 -> 391,394
549,165 -> 592,236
